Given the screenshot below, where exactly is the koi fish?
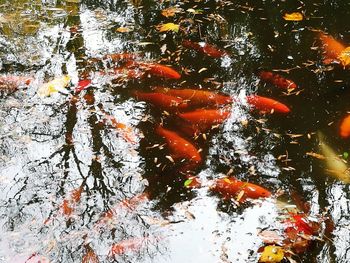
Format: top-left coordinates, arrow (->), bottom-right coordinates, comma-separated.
319,32 -> 345,64
113,67 -> 145,80
211,177 -> 271,202
339,114 -> 350,138
246,95 -> 290,114
97,193 -> 149,225
109,237 -> 149,256
259,71 -> 297,90
101,111 -> 137,143
182,40 -> 229,58
152,86 -> 232,107
75,79 -> 92,93
104,53 -> 139,62
155,125 -> 202,164
178,108 -> 231,132
126,61 -> 181,79
133,91 -> 188,111
61,184 -> 84,216
317,131 -> 350,183
0,75 -> 33,89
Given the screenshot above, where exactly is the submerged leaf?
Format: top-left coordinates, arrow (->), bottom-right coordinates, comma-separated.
157,23 -> 180,33
317,131 -> 350,183
116,27 -> 133,33
38,75 -> 71,97
184,179 -> 193,187
338,47 -> 350,67
283,12 -> 303,21
161,7 -> 182,17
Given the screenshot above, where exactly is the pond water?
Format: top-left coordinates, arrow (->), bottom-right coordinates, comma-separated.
0,0 -> 350,262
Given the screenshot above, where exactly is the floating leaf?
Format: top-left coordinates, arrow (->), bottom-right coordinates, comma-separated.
157,23 -> 180,33
161,7 -> 181,17
187,8 -> 203,15
338,47 -> 350,67
259,246 -> 284,262
283,12 -> 303,21
184,179 -> 193,187
37,75 -> 71,97
116,27 -> 132,33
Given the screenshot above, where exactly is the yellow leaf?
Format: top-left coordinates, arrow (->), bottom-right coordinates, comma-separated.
338,47 -> 350,67
116,27 -> 132,33
38,75 -> 71,97
161,7 -> 181,18
283,12 -> 303,21
157,23 -> 179,33
259,246 -> 284,263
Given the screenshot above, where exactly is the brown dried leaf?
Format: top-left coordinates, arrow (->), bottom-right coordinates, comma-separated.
161,7 -> 182,17
306,152 -> 326,160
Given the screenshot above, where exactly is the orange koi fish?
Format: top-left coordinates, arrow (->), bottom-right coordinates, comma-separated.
246,95 -> 290,114
178,108 -> 231,132
97,193 -> 149,225
104,53 -> 139,62
211,177 -> 271,202
126,61 -> 181,79
0,75 -> 33,91
339,114 -> 350,138
133,91 -> 188,111
155,125 -> 202,164
319,32 -> 346,64
182,40 -> 229,58
259,71 -> 297,90
113,67 -> 145,79
101,111 -> 137,143
152,87 -> 232,107
109,237 -> 150,256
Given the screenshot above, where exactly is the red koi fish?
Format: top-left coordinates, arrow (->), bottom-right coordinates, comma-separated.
178,108 -> 231,132
246,95 -> 290,114
155,125 -> 202,164
339,114 -> 350,138
133,91 -> 188,111
75,79 -> 92,93
0,75 -> 33,91
211,177 -> 271,202
152,87 -> 232,107
126,61 -> 181,79
182,40 -> 229,58
61,185 -> 84,216
259,71 -> 297,90
319,32 -> 345,64
102,112 -> 137,143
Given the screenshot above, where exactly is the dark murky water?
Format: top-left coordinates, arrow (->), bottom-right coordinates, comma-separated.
1,0 -> 350,262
